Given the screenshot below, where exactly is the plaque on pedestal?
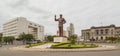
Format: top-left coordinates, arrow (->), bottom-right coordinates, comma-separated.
54,37 -> 68,42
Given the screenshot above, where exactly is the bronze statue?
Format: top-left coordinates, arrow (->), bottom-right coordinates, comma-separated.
55,14 -> 66,37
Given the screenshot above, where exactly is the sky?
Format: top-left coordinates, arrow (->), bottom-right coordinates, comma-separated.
0,0 -> 120,36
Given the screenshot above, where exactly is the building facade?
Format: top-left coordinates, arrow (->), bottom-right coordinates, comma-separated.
81,25 -> 120,41
67,23 -> 74,37
3,17 -> 44,41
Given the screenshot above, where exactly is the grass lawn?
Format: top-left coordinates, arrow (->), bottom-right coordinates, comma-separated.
51,43 -> 98,49
25,42 -> 98,49
25,42 -> 46,48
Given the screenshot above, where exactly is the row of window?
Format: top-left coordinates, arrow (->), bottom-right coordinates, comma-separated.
95,29 -> 113,35
3,28 -> 17,33
3,32 -> 17,36
4,19 -> 18,25
3,22 -> 17,28
4,21 -> 17,27
3,26 -> 17,30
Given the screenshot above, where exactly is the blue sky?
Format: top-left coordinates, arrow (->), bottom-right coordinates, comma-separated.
0,0 -> 120,35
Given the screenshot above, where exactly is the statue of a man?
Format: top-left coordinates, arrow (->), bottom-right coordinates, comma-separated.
55,14 -> 66,37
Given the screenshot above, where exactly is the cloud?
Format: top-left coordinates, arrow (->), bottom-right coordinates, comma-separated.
0,0 -> 120,35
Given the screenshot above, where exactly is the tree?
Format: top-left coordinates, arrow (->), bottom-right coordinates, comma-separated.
19,33 -> 26,44
116,37 -> 120,42
0,33 -> 2,43
46,35 -> 56,42
19,33 -> 35,44
69,35 -> 77,44
0,37 -> 1,42
25,34 -> 35,42
0,33 -> 2,37
3,36 -> 15,44
106,37 -> 117,43
0,37 -> 2,46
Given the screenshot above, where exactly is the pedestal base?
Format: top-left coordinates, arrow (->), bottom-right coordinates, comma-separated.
54,37 -> 68,42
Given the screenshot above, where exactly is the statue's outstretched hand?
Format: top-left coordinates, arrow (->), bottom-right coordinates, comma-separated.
55,15 -> 56,18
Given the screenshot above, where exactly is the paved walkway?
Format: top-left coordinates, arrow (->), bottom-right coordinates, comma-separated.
31,43 -> 52,49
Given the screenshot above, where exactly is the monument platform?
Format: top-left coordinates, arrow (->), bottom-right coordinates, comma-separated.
54,37 -> 68,42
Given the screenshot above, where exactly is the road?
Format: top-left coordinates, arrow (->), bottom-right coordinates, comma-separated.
0,44 -> 120,56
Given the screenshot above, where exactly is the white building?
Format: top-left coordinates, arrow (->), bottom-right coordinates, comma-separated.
67,23 -> 74,37
3,17 -> 44,41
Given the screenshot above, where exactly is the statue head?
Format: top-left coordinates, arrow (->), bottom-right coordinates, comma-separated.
60,14 -> 62,18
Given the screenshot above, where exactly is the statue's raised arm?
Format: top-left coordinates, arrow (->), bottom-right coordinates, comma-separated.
55,15 -> 58,21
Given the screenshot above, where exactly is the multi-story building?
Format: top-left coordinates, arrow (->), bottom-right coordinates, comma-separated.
63,30 -> 67,37
67,23 -> 74,37
3,17 -> 44,41
81,24 -> 120,41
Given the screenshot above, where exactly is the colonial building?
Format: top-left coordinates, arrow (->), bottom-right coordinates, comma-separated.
81,24 -> 120,41
3,17 -> 44,41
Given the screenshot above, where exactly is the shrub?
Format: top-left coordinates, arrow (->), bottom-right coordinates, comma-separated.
25,42 -> 46,48
52,42 -> 70,46
51,43 -> 98,49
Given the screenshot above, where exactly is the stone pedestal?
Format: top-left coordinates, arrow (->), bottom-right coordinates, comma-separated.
54,37 -> 68,42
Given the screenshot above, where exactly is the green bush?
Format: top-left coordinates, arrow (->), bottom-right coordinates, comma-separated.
3,36 -> 15,44
105,37 -> 117,43
53,42 -> 70,46
25,42 -> 46,48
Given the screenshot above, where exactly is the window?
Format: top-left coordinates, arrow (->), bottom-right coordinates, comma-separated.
101,36 -> 103,40
96,30 -> 99,35
101,30 -> 103,34
96,37 -> 98,40
34,24 -> 37,26
30,23 -> 32,25
111,29 -> 113,35
105,29 -> 109,34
